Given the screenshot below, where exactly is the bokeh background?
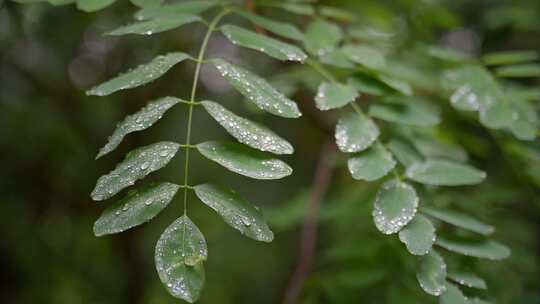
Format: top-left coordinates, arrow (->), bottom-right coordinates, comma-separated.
1,0 -> 539,303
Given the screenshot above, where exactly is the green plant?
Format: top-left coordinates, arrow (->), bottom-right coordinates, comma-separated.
8,0 -> 540,303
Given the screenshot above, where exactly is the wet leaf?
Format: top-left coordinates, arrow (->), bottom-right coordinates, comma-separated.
303,19 -> 343,57
373,179 -> 418,234
212,59 -> 301,118
315,82 -> 358,110
196,141 -> 292,180
107,14 -> 201,36
416,250 -> 447,296
510,100 -> 538,141
201,101 -> 293,155
194,184 -> 274,242
93,182 -> 179,236
479,101 -> 515,129
399,214 -> 436,255
235,10 -> 305,41
369,97 -> 441,127
342,45 -> 386,70
387,138 -> 423,167
77,0 -> 115,12
422,207 -> 494,235
348,144 -> 396,181
97,97 -> 181,159
220,25 -> 307,62
440,283 -> 468,304
447,271 -> 487,289
91,142 -> 180,201
134,0 -> 217,20
86,52 -> 190,96
436,238 -> 511,260
155,216 -> 207,302
335,111 -> 379,153
405,160 -> 486,186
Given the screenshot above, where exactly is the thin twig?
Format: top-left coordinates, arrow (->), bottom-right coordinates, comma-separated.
283,140 -> 336,304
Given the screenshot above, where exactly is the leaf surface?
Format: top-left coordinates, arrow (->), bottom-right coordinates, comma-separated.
315,82 -> 358,110
448,272 -> 487,289
436,238 -> 510,260
416,250 -> 447,296
235,10 -> 305,41
134,0 -> 217,20
303,19 -> 343,56
422,207 -> 494,235
77,0 -> 115,12
368,97 -> 440,127
342,45 -> 386,70
107,14 -> 201,36
440,283 -> 468,304
406,160 -> 486,186
335,111 -> 379,153
348,144 -> 396,181
373,179 -> 418,234
398,214 -> 436,255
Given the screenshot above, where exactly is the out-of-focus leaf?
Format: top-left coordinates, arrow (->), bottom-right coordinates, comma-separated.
76,0 -> 115,12
86,52 -> 190,96
315,82 -> 358,110
107,14 -> 201,36
91,142 -> 179,201
93,182 -> 179,236
348,144 -> 396,181
482,50 -> 539,66
416,250 -> 447,296
411,136 -> 468,163
319,5 -> 356,21
220,25 -> 306,62
447,271 -> 487,289
348,74 -> 393,96
422,207 -> 494,235
342,45 -> 386,70
335,111 -> 379,153
405,160 -> 486,186
196,141 -> 292,179
436,238 -> 511,260
373,179 -> 418,234
510,100 -> 538,141
440,283 -> 468,304
377,74 -> 413,95
155,216 -> 207,302
320,50 -> 355,68
304,19 -> 343,56
398,214 -> 436,255
212,59 -> 301,118
130,0 -> 161,8
274,3 -> 314,15
134,0 -> 217,20
479,101 -> 515,129
235,10 -> 305,41
368,97 -> 441,127
387,138 -> 423,167
201,101 -> 293,155
96,97 -> 180,159
495,64 -> 540,78
427,46 -> 471,63
194,184 -> 274,242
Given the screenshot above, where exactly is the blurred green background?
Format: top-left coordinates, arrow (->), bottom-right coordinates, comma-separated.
1,0 -> 539,303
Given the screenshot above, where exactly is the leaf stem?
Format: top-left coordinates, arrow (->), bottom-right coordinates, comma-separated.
182,8 -> 231,215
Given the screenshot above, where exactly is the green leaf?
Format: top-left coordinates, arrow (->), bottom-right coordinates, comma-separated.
107,14 -> 201,36
235,10 -> 305,41
439,283 -> 467,304
416,250 -> 447,296
91,142 -> 179,201
411,136 -> 468,163
194,184 -> 274,242
86,52 -> 190,96
510,100 -> 538,141
155,216 -> 207,302
335,111 -> 379,153
93,182 -> 179,236
436,238 -> 511,260
320,50 -> 356,68
76,0 -> 115,12
422,207 -> 494,235
134,0 -> 217,20
201,101 -> 293,155
342,45 -> 386,70
482,50 -> 539,66
319,5 -> 357,21
387,138 -> 423,167
212,59 -> 301,118
373,179 -> 418,234
478,101 -> 514,129
368,97 -> 441,127
315,82 -> 358,110
196,141 -> 292,180
97,97 -> 180,159
377,74 -> 413,96
443,66 -> 503,111
427,46 -> 471,63
447,271 -> 487,289
348,144 -> 396,182
130,0 -> 161,8
405,160 -> 486,186
303,19 -> 343,56
398,214 -> 436,255
495,64 -> 540,78
347,74 -> 393,96
220,25 -> 307,62
275,3 -> 314,15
